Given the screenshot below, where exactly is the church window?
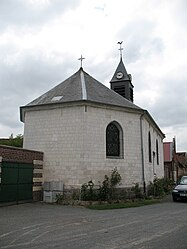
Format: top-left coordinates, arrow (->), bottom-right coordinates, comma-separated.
106,121 -> 123,158
148,131 -> 152,163
156,139 -> 159,165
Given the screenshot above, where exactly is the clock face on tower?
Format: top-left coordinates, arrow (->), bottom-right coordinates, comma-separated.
116,71 -> 124,79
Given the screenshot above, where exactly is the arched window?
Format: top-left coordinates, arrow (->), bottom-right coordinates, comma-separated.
106,122 -> 123,158
148,131 -> 152,163
156,139 -> 159,165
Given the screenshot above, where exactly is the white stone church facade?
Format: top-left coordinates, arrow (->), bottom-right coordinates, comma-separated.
20,57 -> 165,192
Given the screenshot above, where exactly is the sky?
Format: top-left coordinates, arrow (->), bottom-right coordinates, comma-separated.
0,0 -> 187,151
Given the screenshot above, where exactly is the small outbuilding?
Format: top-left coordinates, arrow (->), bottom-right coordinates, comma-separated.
0,145 -> 43,204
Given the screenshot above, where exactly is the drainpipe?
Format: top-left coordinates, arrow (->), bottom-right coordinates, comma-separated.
140,112 -> 146,194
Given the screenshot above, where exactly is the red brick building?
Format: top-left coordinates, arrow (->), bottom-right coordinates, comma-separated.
163,138 -> 187,181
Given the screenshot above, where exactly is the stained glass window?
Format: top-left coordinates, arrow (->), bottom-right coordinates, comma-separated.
106,123 -> 120,157
148,131 -> 152,163
156,139 -> 159,165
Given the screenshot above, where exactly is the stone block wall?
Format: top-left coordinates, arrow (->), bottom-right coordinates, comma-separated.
141,117 -> 164,183
23,103 -> 150,189
23,102 -> 164,192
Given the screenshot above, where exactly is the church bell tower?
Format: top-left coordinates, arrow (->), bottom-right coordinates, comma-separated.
110,42 -> 134,102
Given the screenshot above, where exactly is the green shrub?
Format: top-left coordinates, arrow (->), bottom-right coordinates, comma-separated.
55,193 -> 64,204
97,167 -> 122,201
81,180 -> 98,201
131,183 -> 144,199
81,168 -> 122,201
110,167 -> 122,187
147,177 -> 174,197
98,175 -> 111,201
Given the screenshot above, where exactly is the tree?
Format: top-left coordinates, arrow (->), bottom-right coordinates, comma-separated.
0,134 -> 23,148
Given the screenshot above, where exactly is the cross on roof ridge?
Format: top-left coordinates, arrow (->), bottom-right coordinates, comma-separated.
78,55 -> 85,68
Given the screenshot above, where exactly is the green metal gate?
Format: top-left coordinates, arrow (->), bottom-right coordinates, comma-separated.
0,162 -> 33,203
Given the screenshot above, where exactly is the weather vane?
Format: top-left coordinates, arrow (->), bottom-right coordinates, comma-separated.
117,41 -> 123,59
78,55 -> 85,68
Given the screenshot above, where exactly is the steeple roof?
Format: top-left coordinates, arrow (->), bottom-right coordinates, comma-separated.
22,67 -> 141,111
110,58 -> 131,82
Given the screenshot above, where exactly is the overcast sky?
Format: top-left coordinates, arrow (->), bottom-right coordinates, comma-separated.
0,0 -> 187,151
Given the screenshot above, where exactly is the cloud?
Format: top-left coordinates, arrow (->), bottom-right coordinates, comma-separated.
150,75 -> 187,127
172,0 -> 187,25
0,0 -> 187,151
0,0 -> 81,31
0,46 -> 77,137
116,18 -> 165,64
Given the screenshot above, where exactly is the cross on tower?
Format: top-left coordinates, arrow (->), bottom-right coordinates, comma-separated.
117,41 -> 123,59
78,55 -> 85,68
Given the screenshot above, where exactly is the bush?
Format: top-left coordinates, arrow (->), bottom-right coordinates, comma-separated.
147,177 -> 174,198
55,193 -> 64,204
81,167 -> 122,201
131,183 -> 144,199
98,175 -> 111,201
98,167 -> 122,201
81,180 -> 98,201
110,167 -> 122,187
162,178 -> 174,193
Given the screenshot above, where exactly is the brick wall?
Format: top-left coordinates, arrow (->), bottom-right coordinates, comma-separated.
0,145 -> 44,202
0,145 -> 43,163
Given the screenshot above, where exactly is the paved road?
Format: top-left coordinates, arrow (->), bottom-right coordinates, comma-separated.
0,199 -> 187,249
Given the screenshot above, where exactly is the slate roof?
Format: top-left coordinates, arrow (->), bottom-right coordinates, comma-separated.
26,67 -> 142,111
20,67 -> 165,138
110,58 -> 131,83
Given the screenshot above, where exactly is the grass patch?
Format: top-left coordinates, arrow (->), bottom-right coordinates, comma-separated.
86,199 -> 161,210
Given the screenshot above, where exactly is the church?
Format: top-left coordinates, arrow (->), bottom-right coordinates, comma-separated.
20,48 -> 165,193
